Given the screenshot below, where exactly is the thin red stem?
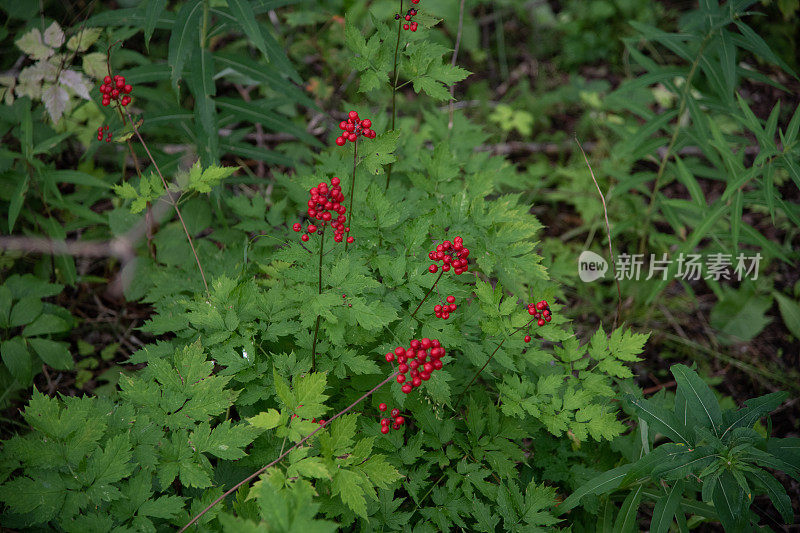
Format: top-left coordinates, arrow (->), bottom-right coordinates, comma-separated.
411,269 -> 443,318
178,370 -> 400,532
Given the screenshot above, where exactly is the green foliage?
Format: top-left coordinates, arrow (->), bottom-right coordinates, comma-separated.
558,365 -> 796,532
0,1 -> 796,532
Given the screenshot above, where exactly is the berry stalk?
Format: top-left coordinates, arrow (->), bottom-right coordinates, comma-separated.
344,137 -> 358,252
126,111 -> 209,295
411,269 -> 443,319
384,0 -> 404,191
454,318 -> 538,409
311,227 -> 325,370
178,370 -> 400,533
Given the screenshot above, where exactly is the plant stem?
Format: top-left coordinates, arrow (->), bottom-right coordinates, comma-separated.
127,113 -> 209,295
454,319 -> 534,408
178,370 -> 400,533
411,269 -> 443,318
384,0 -> 403,191
344,137 -> 358,252
311,229 -> 325,370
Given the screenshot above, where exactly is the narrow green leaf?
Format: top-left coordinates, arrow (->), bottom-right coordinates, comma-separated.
612,486 -> 643,533
188,48 -> 218,165
144,0 -> 167,50
558,464 -> 633,513
28,338 -> 73,370
8,174 -> 29,233
228,0 -> 269,59
671,364 -> 723,436
650,480 -> 684,533
721,390 -> 789,441
167,0 -> 203,91
625,395 -> 691,445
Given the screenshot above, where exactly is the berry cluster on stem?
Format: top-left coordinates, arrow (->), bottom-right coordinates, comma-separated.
395,7 -> 419,31
523,300 -> 552,342
96,125 -> 112,143
384,338 -> 446,394
434,294 -> 457,320
99,74 -> 132,107
335,111 -> 375,146
293,176 -> 352,244
427,236 -> 469,274
377,403 -> 405,433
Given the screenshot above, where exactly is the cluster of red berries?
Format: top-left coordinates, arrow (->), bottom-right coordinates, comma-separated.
96,125 -> 112,143
395,8 -> 419,31
292,176 -> 353,243
377,403 -> 405,434
384,338 -> 445,394
335,111 -> 376,146
523,300 -> 552,342
99,74 -> 132,107
434,295 -> 457,319
427,236 -> 469,275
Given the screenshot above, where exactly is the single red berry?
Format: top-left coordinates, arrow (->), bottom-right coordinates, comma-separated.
385,353 -> 395,363
446,295 -> 455,303
403,23 -> 409,30
524,335 -> 531,343
339,121 -> 347,130
411,22 -> 418,31
396,374 -> 406,384
379,403 -> 387,412
318,419 -> 325,425
123,84 -> 132,94
442,311 -> 449,319
361,119 -> 371,129
346,236 -> 354,243
301,234 -> 309,242
331,176 -> 340,186
381,426 -> 390,434
335,136 -> 346,146
115,79 -> 125,89
545,315 -> 552,322
398,363 -> 409,373
412,376 -> 422,387
429,264 -> 437,273
432,359 -> 443,370
390,408 -> 400,418
103,76 -> 112,84
402,384 -> 412,394
392,423 -> 400,430
395,416 -> 405,425
405,14 -> 411,21
348,110 -> 359,120
538,319 -> 545,326
293,222 -> 302,232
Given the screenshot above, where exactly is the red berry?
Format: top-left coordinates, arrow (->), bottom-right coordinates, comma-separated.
115,79 -> 125,89
446,295 -> 455,303
103,76 -> 112,84
361,119 -> 371,129
545,315 -> 552,322
395,416 -> 405,425
412,376 -> 422,387
123,84 -> 132,94
331,176 -> 340,186
301,234 -> 309,242
429,264 -> 437,273
385,353 -> 395,363
379,403 -> 387,412
381,426 -> 390,434
391,408 -> 400,418
398,363 -> 409,373
403,24 -> 409,30
348,110 -> 359,121
432,359 -> 443,370
392,423 -> 400,430
394,346 -> 406,356
339,121 -> 347,130
336,136 -> 346,146
402,384 -> 412,394
346,236 -> 354,243
442,311 -> 449,319
411,22 -> 417,31
396,374 -> 406,384
293,222 -> 302,231
538,319 -> 545,326
318,419 -> 325,425
524,335 -> 531,343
